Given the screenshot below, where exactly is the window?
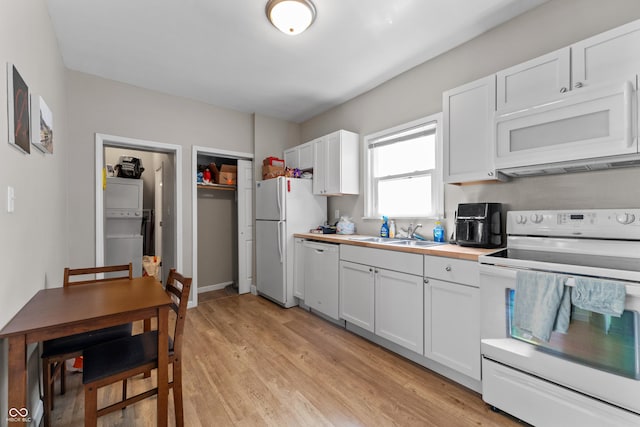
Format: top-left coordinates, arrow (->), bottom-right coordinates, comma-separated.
364,113 -> 443,219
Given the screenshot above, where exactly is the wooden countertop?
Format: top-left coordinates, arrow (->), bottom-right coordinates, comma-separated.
293,233 -> 500,261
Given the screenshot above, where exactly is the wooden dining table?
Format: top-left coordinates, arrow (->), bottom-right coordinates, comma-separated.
0,275 -> 173,426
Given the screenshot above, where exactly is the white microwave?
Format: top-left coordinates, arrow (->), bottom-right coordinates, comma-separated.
494,81 -> 637,173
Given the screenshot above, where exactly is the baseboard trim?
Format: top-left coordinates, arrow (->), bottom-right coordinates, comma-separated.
198,281 -> 234,293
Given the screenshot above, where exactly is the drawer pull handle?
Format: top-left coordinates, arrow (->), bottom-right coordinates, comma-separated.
445,266 -> 451,272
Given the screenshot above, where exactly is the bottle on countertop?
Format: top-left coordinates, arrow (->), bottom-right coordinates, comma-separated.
389,219 -> 396,238
433,220 -> 445,242
380,216 -> 389,238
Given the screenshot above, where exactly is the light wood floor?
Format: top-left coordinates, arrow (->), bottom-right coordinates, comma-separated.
48,292 -> 523,426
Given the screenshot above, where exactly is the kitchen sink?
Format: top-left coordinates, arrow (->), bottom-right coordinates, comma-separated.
387,240 -> 445,247
348,236 -> 410,243
347,236 -> 444,247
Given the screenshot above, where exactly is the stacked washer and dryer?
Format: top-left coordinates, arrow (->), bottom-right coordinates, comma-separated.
105,177 -> 144,277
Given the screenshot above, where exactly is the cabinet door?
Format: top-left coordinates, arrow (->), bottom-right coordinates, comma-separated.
293,238 -> 305,299
496,47 -> 570,111
325,132 -> 342,195
303,241 -> 339,319
443,75 -> 499,184
572,19 -> 640,90
425,278 -> 480,380
312,137 -> 326,195
298,142 -> 314,170
284,148 -> 298,170
375,268 -> 423,353
339,261 -> 375,332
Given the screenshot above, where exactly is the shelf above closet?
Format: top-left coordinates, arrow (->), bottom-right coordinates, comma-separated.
197,183 -> 236,192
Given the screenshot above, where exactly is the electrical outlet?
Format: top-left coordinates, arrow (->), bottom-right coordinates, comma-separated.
334,209 -> 340,219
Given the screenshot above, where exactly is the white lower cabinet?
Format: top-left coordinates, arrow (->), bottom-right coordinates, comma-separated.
375,268 -> 424,354
339,261 -> 375,332
424,256 -> 481,380
303,241 -> 340,320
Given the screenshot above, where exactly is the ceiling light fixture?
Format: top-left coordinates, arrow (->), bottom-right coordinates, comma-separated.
266,0 -> 316,36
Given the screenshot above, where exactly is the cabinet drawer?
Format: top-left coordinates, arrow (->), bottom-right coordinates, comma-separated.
341,245 -> 423,276
424,256 -> 478,286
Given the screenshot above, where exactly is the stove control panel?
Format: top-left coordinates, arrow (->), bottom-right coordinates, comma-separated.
507,209 -> 640,239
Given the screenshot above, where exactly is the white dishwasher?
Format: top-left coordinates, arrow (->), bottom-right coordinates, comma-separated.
303,241 -> 340,320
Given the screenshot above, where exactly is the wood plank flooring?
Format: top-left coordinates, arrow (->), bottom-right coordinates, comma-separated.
49,292 -> 523,426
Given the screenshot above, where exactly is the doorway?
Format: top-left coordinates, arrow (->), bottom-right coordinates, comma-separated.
191,146 -> 253,306
95,133 -> 183,296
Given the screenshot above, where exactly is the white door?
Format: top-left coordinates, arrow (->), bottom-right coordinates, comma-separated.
426,278 -> 481,380
339,260 -> 375,332
256,220 -> 285,304
154,165 -> 163,277
236,159 -> 253,294
375,268 -> 424,354
255,177 -> 285,220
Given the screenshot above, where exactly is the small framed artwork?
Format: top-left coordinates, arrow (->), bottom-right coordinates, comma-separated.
7,62 -> 30,154
30,94 -> 53,154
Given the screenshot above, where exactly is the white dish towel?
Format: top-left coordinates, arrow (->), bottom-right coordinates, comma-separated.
514,270 -> 570,342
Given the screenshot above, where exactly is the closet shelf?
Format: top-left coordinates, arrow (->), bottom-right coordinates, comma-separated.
197,183 -> 236,192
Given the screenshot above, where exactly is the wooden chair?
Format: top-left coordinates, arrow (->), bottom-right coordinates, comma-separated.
41,263 -> 133,427
82,269 -> 192,427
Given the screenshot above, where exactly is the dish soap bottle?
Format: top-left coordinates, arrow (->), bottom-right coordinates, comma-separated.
389,219 -> 396,238
433,220 -> 445,242
380,216 -> 389,238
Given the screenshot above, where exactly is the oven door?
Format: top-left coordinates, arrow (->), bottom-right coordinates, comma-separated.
480,264 -> 640,414
480,265 -> 640,378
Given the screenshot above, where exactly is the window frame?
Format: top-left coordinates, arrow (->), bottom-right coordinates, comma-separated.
363,112 -> 444,220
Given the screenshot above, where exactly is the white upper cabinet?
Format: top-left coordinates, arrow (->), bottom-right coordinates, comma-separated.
496,48 -> 570,112
284,141 -> 314,171
298,142 -> 314,170
283,147 -> 298,170
443,75 -> 502,184
496,19 -> 640,113
572,19 -> 640,90
313,130 -> 359,196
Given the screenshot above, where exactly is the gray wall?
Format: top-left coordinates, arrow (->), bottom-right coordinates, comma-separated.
254,113 -> 301,180
0,0 -> 70,423
197,189 -> 237,287
65,70 -> 255,277
300,0 -> 640,238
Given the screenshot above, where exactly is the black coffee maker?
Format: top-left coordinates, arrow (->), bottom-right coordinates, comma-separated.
454,203 -> 503,248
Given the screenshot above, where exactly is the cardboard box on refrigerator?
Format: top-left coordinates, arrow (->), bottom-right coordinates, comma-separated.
262,165 -> 285,180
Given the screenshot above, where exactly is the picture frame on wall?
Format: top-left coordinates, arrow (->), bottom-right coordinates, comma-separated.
7,62 -> 30,154
30,94 -> 53,154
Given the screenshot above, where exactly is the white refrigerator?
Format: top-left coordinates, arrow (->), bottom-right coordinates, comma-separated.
256,177 -> 327,307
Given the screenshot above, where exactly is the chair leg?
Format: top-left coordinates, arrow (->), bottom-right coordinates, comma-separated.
122,379 -> 127,410
60,360 -> 66,395
172,360 -> 184,427
42,360 -> 52,427
84,384 -> 98,427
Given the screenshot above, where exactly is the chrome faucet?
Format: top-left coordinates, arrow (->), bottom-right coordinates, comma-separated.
407,223 -> 422,239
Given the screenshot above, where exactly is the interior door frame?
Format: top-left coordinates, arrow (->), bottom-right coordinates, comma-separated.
95,133 -> 183,289
192,145 -> 253,307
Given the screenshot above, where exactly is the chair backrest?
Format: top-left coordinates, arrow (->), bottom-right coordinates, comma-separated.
165,269 -> 192,358
63,263 -> 133,287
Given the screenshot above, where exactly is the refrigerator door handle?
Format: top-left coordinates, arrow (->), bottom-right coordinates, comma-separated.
276,178 -> 283,219
277,220 -> 285,263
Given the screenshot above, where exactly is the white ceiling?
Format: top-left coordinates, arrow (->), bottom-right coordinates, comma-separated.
46,0 -> 547,123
